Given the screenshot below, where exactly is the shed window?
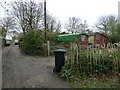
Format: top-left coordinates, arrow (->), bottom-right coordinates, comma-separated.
96,34 -> 100,40
81,35 -> 86,41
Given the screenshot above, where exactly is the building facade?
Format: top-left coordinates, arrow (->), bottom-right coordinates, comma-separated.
94,32 -> 108,47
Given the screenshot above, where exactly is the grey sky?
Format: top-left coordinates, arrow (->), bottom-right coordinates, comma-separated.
0,0 -> 119,30
46,0 -> 119,25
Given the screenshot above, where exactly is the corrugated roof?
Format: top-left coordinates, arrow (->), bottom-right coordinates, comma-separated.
58,32 -> 89,37
58,32 -> 89,42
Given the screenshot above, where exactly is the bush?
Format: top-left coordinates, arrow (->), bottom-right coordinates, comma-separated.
19,30 -> 47,55
61,59 -> 73,80
19,31 -> 71,55
61,47 -> 120,81
47,33 -> 59,44
47,32 -> 71,55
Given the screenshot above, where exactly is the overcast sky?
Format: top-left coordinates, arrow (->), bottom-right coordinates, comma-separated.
46,0 -> 119,25
0,0 -> 120,29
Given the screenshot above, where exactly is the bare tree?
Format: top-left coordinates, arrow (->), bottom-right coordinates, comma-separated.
95,16 -> 117,34
96,15 -> 119,43
7,30 -> 19,40
46,13 -> 61,33
80,20 -> 88,32
0,17 -> 15,39
11,0 -> 43,34
65,17 -> 82,34
55,21 -> 61,33
2,0 -> 61,35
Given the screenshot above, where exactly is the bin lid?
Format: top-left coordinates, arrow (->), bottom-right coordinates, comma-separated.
54,49 -> 66,53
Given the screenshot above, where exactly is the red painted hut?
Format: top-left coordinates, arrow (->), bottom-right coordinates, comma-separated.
94,32 -> 108,47
77,33 -> 89,45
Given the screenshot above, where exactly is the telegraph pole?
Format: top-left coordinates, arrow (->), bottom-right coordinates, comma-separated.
44,0 -> 47,42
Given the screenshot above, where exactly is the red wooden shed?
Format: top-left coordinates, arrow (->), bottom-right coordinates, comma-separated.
77,33 -> 89,45
94,32 -> 108,47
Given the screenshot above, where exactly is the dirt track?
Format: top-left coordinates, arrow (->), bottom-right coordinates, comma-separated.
2,44 -> 68,88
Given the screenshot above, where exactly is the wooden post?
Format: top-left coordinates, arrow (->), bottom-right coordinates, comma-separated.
98,45 -> 100,76
90,45 -> 93,75
79,44 -> 81,73
65,55 -> 67,61
76,44 -> 78,65
71,42 -> 74,64
47,41 -> 50,56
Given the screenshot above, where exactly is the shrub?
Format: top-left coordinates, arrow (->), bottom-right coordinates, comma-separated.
47,32 -> 71,55
47,33 -> 59,44
61,46 -> 120,81
61,59 -> 73,80
19,30 -> 46,55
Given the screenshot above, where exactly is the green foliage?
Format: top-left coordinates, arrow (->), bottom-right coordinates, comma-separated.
69,77 -> 119,88
19,30 -> 46,55
97,15 -> 120,43
0,29 -> 2,38
47,32 -> 71,55
47,32 -> 59,45
79,51 -> 115,75
61,60 -> 73,80
61,46 -> 120,81
19,31 -> 70,55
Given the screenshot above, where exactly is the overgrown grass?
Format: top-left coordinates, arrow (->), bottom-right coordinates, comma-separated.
61,45 -> 120,88
68,76 -> 119,88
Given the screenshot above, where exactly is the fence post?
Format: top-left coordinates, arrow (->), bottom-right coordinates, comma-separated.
89,45 -> 92,75
98,45 -> 101,76
47,41 -> 50,56
76,44 -> 78,65
71,42 -> 74,64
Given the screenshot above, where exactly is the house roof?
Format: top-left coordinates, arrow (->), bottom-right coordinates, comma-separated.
88,32 -> 108,38
94,32 -> 108,38
57,32 -> 89,42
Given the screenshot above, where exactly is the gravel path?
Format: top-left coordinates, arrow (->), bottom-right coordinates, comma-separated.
2,44 -> 69,88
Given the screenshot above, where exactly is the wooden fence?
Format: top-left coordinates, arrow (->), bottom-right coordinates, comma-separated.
65,43 -> 120,76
